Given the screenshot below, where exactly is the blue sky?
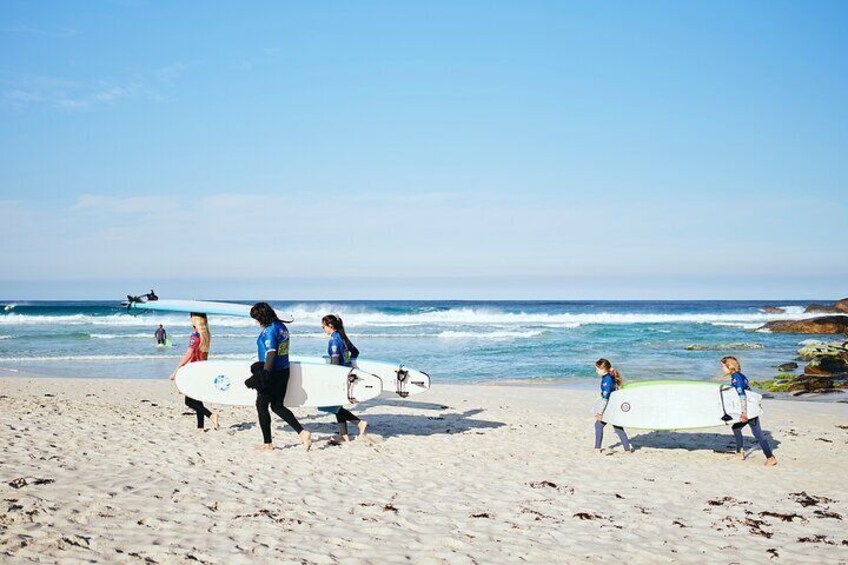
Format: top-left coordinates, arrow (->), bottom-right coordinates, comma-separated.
1,1 -> 846,299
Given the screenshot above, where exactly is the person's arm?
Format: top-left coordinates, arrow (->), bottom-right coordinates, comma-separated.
263,327 -> 278,372
733,374 -> 748,421
192,316 -> 212,353
264,350 -> 277,372
170,342 -> 197,380
595,377 -> 612,420
329,336 -> 343,366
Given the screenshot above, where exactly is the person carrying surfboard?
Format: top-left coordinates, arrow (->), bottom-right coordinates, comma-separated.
319,314 -> 368,445
593,359 -> 633,453
720,356 -> 777,467
169,313 -> 219,432
247,302 -> 312,452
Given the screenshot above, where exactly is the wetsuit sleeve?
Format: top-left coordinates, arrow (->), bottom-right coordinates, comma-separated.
732,373 -> 748,413
263,328 -> 278,357
328,335 -> 343,365
175,334 -> 199,369
597,376 -> 613,414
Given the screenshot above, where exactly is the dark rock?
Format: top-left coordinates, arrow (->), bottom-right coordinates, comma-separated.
777,362 -> 799,372
786,376 -> 835,393
760,316 -> 848,334
805,303 -> 837,313
761,306 -> 785,314
805,357 -> 848,376
836,298 -> 848,313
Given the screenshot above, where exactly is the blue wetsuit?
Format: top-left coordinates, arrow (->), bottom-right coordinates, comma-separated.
594,373 -> 631,451
257,321 -> 290,370
328,331 -> 349,366
730,371 -> 773,458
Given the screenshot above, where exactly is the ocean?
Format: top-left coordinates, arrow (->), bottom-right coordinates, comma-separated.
0,300 -> 827,385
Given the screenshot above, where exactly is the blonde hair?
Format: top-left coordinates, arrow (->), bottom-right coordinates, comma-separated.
595,358 -> 623,388
721,356 -> 741,373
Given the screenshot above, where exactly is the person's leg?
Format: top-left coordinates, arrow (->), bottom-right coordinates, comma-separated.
747,417 -> 775,460
731,422 -> 747,460
613,426 -> 631,452
255,393 -> 273,445
594,420 -> 605,449
185,396 -> 206,429
270,367 -> 311,450
270,399 -> 304,434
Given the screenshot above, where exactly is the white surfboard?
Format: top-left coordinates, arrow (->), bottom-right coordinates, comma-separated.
123,297 -> 293,322
175,360 -> 383,407
594,381 -> 764,430
292,356 -> 431,398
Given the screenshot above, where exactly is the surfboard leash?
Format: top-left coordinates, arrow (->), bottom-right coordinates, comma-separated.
718,385 -> 733,424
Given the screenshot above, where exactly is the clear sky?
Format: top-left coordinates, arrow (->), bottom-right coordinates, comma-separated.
1,1 -> 846,300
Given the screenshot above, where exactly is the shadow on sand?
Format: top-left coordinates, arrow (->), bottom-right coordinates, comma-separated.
631,429 -> 781,454
226,406 -> 506,440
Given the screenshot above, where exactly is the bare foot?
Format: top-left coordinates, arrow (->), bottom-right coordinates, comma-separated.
357,420 -> 368,438
210,412 -> 220,430
595,448 -> 604,455
737,451 -> 746,461
764,456 -> 777,467
195,428 -> 205,434
255,443 -> 274,451
299,430 -> 312,452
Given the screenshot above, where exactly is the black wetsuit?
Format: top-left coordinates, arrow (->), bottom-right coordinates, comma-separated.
255,367 -> 304,443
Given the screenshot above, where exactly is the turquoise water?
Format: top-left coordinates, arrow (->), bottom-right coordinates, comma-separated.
0,300 -> 828,384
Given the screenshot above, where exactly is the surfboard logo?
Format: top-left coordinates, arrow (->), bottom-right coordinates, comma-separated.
214,375 -> 231,392
620,402 -> 631,412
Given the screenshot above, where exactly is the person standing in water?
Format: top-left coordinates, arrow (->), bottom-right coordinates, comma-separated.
169,313 -> 219,432
593,358 -> 632,453
247,302 -> 311,452
155,324 -> 167,345
319,314 -> 368,445
721,356 -> 777,467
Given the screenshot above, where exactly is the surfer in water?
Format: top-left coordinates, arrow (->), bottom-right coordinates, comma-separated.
593,359 -> 633,453
246,302 -> 312,452
155,324 -> 166,345
169,313 -> 219,432
720,356 -> 777,467
319,314 -> 368,445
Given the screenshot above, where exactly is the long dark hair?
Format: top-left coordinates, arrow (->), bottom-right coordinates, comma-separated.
595,358 -> 623,388
250,302 -> 280,327
322,314 -> 359,358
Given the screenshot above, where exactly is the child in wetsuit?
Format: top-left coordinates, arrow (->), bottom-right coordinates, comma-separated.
593,358 -> 632,453
320,314 -> 368,444
720,356 -> 777,467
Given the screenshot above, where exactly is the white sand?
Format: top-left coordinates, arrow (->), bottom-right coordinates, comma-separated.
1,377 -> 847,564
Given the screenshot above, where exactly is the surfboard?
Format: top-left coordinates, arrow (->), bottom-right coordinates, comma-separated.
593,381 -> 764,430
175,360 -> 383,407
291,356 -> 431,398
123,298 -> 293,322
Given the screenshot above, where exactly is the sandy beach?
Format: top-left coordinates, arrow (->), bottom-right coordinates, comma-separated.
1,377 -> 847,564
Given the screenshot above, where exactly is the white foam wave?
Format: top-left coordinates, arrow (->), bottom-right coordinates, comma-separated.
709,322 -> 763,330
3,304 -> 17,312
0,353 -> 256,362
88,332 -> 253,340
0,334 -> 12,340
0,306 -> 821,329
437,330 -> 546,340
